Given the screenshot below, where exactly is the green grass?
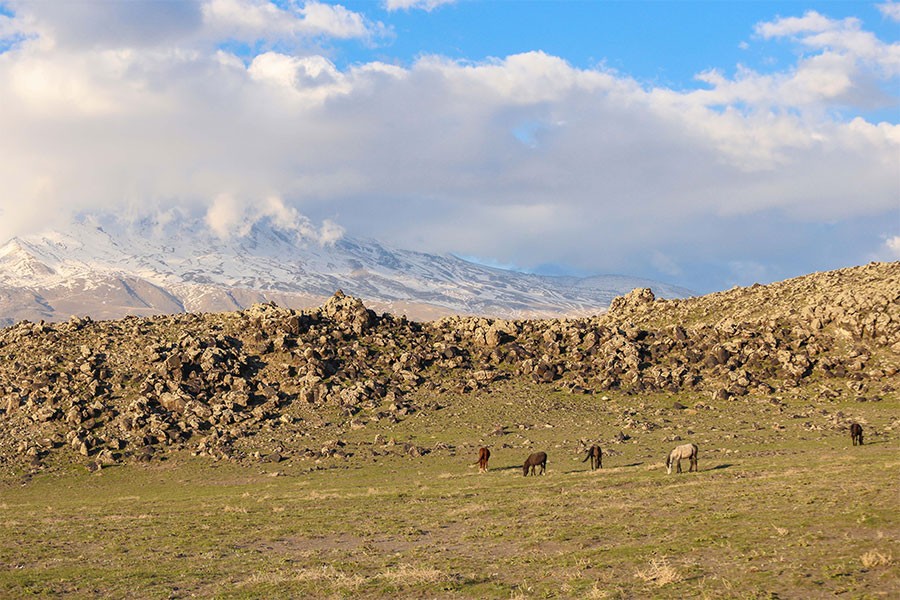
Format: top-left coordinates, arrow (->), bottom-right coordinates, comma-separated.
1,383 -> 898,599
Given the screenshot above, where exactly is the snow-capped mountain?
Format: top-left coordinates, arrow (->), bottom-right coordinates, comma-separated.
0,213 -> 694,325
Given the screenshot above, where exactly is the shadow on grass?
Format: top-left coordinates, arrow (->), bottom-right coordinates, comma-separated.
708,463 -> 733,470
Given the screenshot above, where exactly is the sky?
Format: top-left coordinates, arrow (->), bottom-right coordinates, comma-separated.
0,0 -> 898,294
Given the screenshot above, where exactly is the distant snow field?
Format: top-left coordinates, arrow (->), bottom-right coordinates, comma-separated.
0,214 -> 693,325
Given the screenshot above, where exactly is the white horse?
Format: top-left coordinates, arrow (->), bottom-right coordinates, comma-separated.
666,443 -> 698,474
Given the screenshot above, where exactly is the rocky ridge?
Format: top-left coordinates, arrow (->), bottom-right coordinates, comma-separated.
0,262 -> 897,473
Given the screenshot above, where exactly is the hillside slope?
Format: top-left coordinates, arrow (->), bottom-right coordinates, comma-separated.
0,262 -> 896,473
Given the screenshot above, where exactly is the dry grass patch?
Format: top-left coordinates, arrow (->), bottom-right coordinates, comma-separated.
236,565 -> 366,589
376,563 -> 451,585
635,557 -> 683,587
860,550 -> 894,569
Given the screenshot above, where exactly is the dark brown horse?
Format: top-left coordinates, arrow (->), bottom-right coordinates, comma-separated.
477,447 -> 491,472
850,423 -> 864,446
582,445 -> 602,470
523,451 -> 547,476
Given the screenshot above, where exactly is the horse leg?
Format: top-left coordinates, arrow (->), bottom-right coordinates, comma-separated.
676,459 -> 682,474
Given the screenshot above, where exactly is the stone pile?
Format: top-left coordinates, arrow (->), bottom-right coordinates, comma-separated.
0,262 -> 896,471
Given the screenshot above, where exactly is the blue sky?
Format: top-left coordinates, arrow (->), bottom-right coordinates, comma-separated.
339,2 -> 892,74
0,0 -> 898,294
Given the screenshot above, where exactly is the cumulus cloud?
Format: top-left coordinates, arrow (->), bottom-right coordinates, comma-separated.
0,1 -> 896,292
204,0 -> 380,42
754,11 -> 900,81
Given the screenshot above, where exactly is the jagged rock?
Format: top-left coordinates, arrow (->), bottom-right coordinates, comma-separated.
321,290 -> 376,334
608,288 -> 656,314
159,392 -> 188,415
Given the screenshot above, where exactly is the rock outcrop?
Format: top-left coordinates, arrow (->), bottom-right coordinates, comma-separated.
0,262 -> 897,471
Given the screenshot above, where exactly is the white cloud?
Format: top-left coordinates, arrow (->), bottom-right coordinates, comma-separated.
299,1 -> 373,39
206,194 -> 248,239
205,194 -> 344,245
886,236 -> 900,258
384,0 -> 457,12
2,0 -> 382,54
3,0 -> 204,50
877,1 -> 900,23
755,10 -> 836,38
0,3 -> 896,292
755,11 -> 900,77
204,0 -> 378,42
248,52 -> 352,103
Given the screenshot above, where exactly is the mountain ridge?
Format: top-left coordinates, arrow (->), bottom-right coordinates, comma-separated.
0,213 -> 694,325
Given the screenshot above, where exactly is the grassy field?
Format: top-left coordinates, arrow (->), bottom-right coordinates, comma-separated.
1,383 -> 898,599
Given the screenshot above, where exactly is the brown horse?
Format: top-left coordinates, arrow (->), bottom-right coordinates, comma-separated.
477,447 -> 491,472
850,423 -> 864,446
666,443 -> 698,474
523,451 -> 547,476
582,445 -> 602,470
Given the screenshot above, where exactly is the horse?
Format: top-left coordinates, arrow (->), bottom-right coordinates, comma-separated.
523,451 -> 547,476
850,423 -> 864,446
582,445 -> 602,470
666,443 -> 698,474
477,447 -> 491,472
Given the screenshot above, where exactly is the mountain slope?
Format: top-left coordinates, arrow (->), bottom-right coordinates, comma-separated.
0,214 -> 693,324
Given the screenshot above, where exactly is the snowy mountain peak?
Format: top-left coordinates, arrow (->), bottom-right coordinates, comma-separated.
0,213 -> 693,325
0,237 -> 58,283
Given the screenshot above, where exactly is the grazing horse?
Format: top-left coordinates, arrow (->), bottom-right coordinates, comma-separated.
850,423 -> 864,446
523,451 -> 547,476
666,443 -> 698,474
582,445 -> 602,470
477,447 -> 491,472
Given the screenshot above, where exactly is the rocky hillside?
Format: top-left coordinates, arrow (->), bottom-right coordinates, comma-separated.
0,262 -> 897,473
